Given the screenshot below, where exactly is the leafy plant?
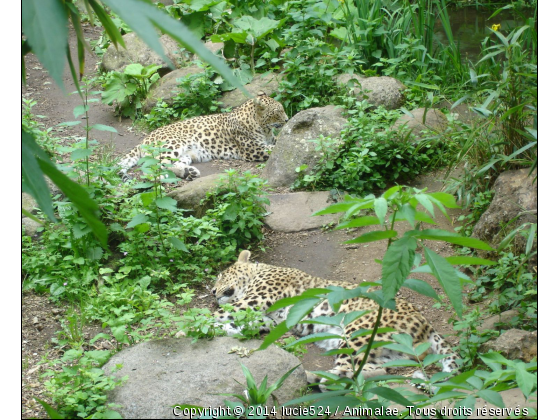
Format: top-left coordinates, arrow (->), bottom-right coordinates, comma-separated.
220,363 -> 300,419
295,103 -> 449,195
275,37 -> 361,116
42,349 -> 126,419
143,62 -> 223,130
101,63 -> 161,119
205,170 -> 271,249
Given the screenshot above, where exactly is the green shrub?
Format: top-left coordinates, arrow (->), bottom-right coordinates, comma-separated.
294,104 -> 449,195
143,63 -> 223,130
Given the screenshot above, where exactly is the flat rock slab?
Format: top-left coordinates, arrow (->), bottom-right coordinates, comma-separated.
104,337 -> 306,419
264,192 -> 339,232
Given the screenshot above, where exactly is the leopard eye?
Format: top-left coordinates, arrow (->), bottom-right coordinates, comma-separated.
223,288 -> 234,297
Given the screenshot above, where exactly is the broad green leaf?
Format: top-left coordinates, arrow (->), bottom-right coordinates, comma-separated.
91,124 -> 118,133
382,236 -> 416,301
402,279 -> 440,300
445,256 -> 497,266
34,398 -> 64,419
424,246 -> 463,318
284,332 -> 343,348
233,16 -> 284,40
22,131 -> 55,221
266,289 -> 330,313
374,197 -> 388,224
366,387 -> 413,407
477,390 -> 505,408
258,321 -> 289,350
313,201 -> 359,216
140,191 -> 156,207
344,230 -> 397,244
286,298 -> 321,329
428,192 -> 460,209
334,215 -> 380,230
22,0 -> 68,89
415,193 -> 435,216
70,148 -> 93,161
515,364 -> 536,399
417,229 -> 494,251
156,196 -> 178,212
73,104 -> 89,118
327,286 -> 363,312
168,237 -> 188,252
126,213 -> 149,228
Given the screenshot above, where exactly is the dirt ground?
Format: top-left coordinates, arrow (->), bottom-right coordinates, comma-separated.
22,25 -> 469,418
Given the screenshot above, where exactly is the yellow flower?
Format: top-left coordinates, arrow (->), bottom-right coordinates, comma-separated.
491,23 -> 501,31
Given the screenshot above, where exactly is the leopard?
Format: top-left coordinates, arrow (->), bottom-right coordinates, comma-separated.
212,250 -> 459,390
118,92 -> 288,182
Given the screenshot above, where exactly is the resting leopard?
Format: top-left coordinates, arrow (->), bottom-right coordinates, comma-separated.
118,92 -> 288,181
212,250 -> 459,390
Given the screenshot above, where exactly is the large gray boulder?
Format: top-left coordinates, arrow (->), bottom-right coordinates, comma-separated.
264,192 -> 340,232
101,33 -> 184,74
262,106 -> 348,188
219,73 -> 282,109
479,329 -> 537,363
103,337 -> 307,419
472,168 -> 537,251
392,108 -> 448,137
143,65 -> 206,113
167,173 -> 223,217
337,74 -> 405,110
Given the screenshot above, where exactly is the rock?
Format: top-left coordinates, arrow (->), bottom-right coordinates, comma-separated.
22,217 -> 43,237
479,310 -> 520,331
103,337 -> 307,419
101,33 -> 184,74
264,192 -> 340,232
192,41 -> 224,61
167,173 -> 223,218
143,65 -> 206,113
337,74 -> 405,110
219,73 -> 282,109
392,108 -> 448,137
472,168 -> 537,252
262,106 -> 348,188
479,329 -> 537,362
22,193 -> 38,215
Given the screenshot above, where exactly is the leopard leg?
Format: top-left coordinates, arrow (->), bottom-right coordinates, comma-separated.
118,146 -> 142,182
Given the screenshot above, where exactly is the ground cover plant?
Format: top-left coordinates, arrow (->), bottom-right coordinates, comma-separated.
22,0 -> 536,417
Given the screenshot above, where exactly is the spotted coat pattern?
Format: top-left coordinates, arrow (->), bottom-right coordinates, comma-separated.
212,250 -> 459,389
118,93 -> 288,181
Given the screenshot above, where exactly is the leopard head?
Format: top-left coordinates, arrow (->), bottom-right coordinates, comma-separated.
212,250 -> 254,305
254,92 -> 289,132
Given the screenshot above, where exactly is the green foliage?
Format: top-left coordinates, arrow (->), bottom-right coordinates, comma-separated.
454,190 -> 494,237
276,336 -> 308,358
42,349 -> 126,419
468,247 -> 537,330
143,63 -> 223,130
220,363 -> 300,418
294,103 -> 449,195
205,170 -> 271,249
101,63 -> 161,119
275,37 -> 362,116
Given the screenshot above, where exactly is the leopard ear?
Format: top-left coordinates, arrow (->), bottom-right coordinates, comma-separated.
257,91 -> 267,97
238,250 -> 251,263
